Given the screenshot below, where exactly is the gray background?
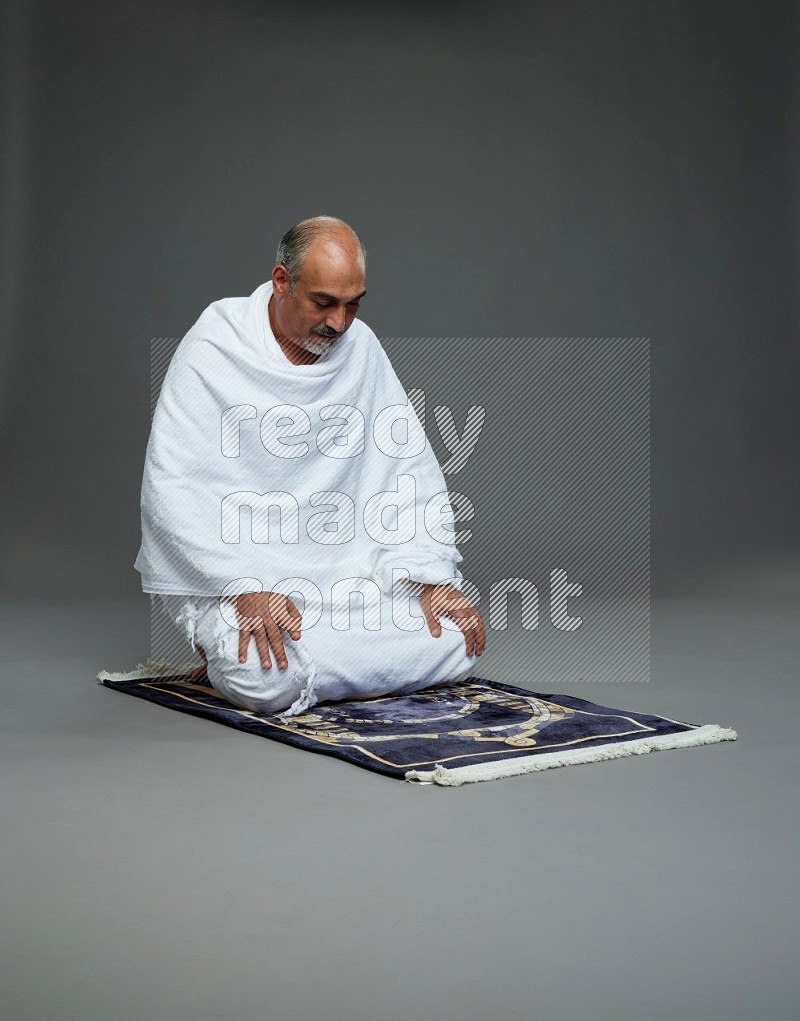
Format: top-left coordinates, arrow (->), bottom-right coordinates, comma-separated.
2,2 -> 798,1020
1,0 -> 797,600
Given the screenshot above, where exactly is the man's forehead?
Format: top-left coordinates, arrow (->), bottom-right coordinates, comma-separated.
307,285 -> 367,303
300,258 -> 365,300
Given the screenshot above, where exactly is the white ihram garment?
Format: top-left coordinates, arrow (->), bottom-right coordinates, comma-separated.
137,281 -> 475,715
157,578 -> 474,716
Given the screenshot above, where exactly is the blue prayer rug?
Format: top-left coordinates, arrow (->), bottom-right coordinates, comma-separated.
98,665 -> 737,785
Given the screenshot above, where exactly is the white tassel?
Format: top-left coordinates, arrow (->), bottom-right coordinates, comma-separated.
405,724 -> 738,786
96,660 -> 196,683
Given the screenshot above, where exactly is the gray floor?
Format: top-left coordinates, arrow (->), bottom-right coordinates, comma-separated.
2,557 -> 798,1021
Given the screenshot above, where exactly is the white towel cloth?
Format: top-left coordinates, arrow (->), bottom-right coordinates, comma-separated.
157,583 -> 475,717
137,281 -> 475,713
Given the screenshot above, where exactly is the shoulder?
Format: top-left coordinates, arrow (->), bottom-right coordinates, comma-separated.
190,294 -> 249,336
173,294 -> 249,362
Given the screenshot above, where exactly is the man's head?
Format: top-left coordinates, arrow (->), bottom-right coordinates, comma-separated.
269,216 -> 367,364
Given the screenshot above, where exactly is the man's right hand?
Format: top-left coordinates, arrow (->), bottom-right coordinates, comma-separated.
234,591 -> 303,670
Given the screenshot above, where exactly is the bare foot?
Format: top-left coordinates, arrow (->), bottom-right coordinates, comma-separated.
188,645 -> 208,681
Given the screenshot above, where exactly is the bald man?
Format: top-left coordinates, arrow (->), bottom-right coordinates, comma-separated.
137,216 -> 486,716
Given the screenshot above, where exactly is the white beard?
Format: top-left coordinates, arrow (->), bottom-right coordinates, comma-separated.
302,333 -> 341,356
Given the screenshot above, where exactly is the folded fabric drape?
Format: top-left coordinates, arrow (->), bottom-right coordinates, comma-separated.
134,279 -> 465,603
136,285 -> 473,714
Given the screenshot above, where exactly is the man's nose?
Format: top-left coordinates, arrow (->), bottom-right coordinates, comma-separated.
325,306 -> 347,333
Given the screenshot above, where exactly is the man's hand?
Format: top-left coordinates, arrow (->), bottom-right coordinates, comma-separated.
420,583 -> 486,658
234,591 -> 303,670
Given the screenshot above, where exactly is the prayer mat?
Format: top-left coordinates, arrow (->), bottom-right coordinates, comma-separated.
98,662 -> 737,785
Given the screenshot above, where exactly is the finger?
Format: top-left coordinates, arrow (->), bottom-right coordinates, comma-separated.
265,622 -> 289,670
429,585 -> 451,617
476,613 -> 487,656
451,611 -> 478,658
266,594 -> 300,641
238,628 -> 250,663
462,616 -> 477,658
276,597 -> 303,640
420,587 -> 441,637
253,626 -> 272,669
284,598 -> 303,639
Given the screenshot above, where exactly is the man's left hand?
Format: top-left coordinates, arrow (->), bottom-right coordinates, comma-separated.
420,583 -> 486,659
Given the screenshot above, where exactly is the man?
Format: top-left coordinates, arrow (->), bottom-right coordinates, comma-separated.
136,216 -> 485,716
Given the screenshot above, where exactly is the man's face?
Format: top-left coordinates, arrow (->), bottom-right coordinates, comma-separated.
271,238 -> 366,362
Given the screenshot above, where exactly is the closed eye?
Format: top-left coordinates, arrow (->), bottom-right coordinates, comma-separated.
314,299 -> 361,311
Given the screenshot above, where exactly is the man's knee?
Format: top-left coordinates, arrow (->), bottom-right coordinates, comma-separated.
207,658 -> 291,713
200,618 -> 311,714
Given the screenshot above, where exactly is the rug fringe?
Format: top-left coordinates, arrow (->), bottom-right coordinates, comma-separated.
404,724 -> 738,786
96,660 -> 196,683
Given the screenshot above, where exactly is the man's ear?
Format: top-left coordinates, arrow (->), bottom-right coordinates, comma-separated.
272,263 -> 291,299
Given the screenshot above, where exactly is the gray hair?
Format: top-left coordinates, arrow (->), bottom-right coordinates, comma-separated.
276,216 -> 366,294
